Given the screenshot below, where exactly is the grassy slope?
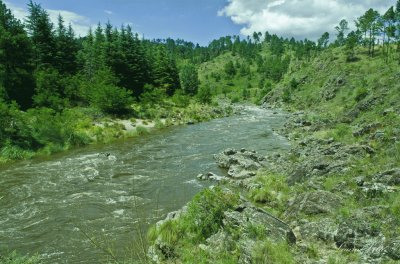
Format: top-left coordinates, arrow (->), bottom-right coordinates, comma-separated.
150,46 -> 400,263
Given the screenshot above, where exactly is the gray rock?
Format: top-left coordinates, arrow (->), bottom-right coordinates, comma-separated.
299,218 -> 338,242
197,172 -> 228,182
285,190 -> 342,217
373,168 -> 400,186
386,238 -> 400,260
214,148 -> 265,179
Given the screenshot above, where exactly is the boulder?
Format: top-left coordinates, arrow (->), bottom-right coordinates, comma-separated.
214,148 -> 265,179
373,168 -> 400,186
197,172 -> 228,182
285,190 -> 342,217
386,238 -> 400,260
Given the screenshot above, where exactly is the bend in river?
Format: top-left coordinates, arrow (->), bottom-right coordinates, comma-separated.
0,106 -> 289,263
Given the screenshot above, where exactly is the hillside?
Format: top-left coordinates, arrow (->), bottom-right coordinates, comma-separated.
149,46 -> 400,263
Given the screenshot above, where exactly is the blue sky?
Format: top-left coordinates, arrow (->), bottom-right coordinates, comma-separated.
4,0 -> 242,45
4,0 -> 396,45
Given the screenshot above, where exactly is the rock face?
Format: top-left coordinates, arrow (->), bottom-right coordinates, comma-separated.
214,148 -> 266,179
285,190 -> 342,217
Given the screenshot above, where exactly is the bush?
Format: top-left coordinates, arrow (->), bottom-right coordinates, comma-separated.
89,84 -> 133,115
197,85 -> 212,104
182,187 -> 239,242
179,63 -> 199,95
354,87 -> 368,102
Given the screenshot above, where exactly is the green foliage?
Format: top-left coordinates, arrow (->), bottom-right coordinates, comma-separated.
89,84 -> 133,115
251,240 -> 295,264
224,60 -> 236,77
182,187 -> 239,242
179,63 -> 199,95
249,173 -> 290,213
354,86 -> 369,102
197,85 -> 212,104
135,126 -> 148,136
0,251 -> 41,264
139,84 -> 166,106
33,68 -> 69,111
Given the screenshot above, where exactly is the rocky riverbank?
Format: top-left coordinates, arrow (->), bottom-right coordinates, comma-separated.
148,105 -> 400,264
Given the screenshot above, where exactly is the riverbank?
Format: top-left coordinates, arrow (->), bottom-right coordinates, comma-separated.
0,101 -> 233,165
147,48 -> 400,263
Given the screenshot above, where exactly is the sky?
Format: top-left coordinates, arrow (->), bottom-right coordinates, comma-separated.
3,0 -> 397,45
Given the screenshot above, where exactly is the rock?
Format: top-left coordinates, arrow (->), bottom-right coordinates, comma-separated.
353,122 -> 381,137
299,218 -> 338,242
285,190 -> 342,217
373,168 -> 400,186
386,238 -> 400,260
202,202 -> 296,262
334,207 -> 386,254
187,120 -> 195,125
197,172 -> 227,182
214,148 -> 265,179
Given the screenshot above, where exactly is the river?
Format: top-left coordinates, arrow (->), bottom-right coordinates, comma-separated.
0,106 -> 289,263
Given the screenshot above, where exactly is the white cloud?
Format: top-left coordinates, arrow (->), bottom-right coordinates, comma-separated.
47,10 -> 91,36
104,10 -> 113,15
219,0 -> 394,40
4,1 -> 91,37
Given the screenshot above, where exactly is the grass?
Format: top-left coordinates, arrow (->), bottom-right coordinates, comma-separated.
0,251 -> 41,264
251,240 -> 295,264
248,172 -> 290,215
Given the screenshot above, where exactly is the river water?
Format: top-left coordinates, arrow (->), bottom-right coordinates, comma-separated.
0,106 -> 289,263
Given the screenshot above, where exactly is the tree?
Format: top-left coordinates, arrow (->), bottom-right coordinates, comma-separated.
335,19 -> 349,46
317,32 -> 330,49
179,63 -> 199,95
152,45 -> 180,96
0,0 -> 35,109
54,15 -> 78,74
345,31 -> 359,61
197,84 -> 212,104
25,1 -> 56,68
224,60 -> 236,77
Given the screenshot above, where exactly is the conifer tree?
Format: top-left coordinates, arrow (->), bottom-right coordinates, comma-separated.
0,0 -> 35,109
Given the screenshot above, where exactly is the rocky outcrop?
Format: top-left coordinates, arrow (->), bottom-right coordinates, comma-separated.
214,148 -> 266,179
199,201 -> 295,264
285,190 -> 342,217
148,197 -> 295,264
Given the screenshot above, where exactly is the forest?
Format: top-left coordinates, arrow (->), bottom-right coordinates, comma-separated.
1,0 -> 400,160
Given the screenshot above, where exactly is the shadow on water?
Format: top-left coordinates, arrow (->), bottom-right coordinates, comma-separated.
0,106 -> 289,263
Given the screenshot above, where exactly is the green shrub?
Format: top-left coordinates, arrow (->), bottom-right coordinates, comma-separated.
354,87 -> 368,102
182,187 -> 239,242
89,84 -> 133,115
197,85 -> 212,104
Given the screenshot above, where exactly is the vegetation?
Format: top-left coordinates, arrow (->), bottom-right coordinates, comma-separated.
2,0 -> 400,262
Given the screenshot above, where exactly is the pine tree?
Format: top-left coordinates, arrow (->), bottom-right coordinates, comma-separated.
54,15 -> 78,74
26,1 -> 56,68
0,0 -> 35,109
179,63 -> 199,95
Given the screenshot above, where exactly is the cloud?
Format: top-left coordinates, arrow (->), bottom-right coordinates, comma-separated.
219,0 -> 394,40
104,10 -> 113,15
4,1 -> 91,37
47,10 -> 91,36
